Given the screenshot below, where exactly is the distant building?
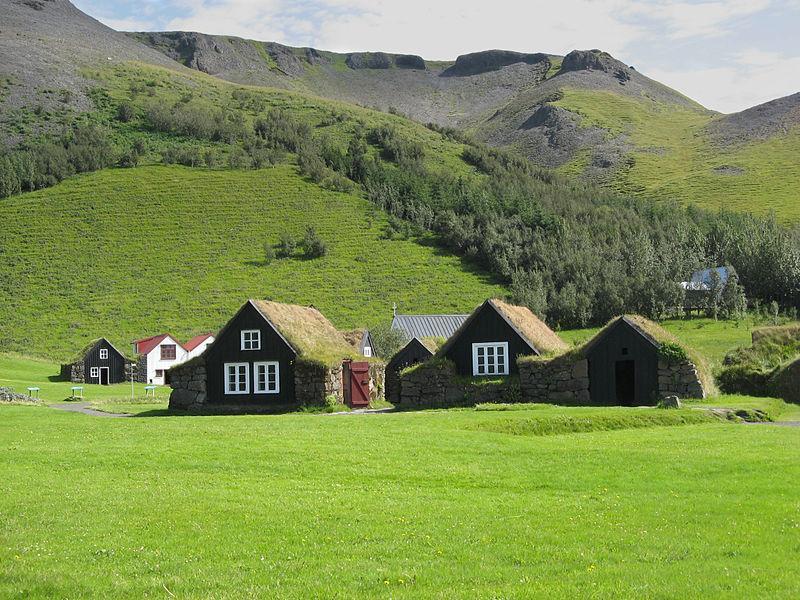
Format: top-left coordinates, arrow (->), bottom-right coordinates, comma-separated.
132,334 -> 189,385
680,266 -> 731,311
343,329 -> 376,358
61,338 -> 131,385
437,299 -> 568,378
184,333 -> 216,359
390,306 -> 469,340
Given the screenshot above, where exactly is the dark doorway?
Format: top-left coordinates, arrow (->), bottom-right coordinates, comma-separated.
99,367 -> 110,386
615,360 -> 635,405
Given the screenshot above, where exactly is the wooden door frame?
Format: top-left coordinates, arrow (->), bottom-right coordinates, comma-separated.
99,366 -> 110,386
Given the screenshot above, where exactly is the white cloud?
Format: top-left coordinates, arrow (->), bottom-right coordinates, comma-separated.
163,0 -> 647,59
624,0 -> 772,39
648,50 -> 800,113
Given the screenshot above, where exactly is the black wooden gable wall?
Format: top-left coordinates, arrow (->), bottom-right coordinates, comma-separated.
84,339 -> 127,384
205,302 -> 297,404
442,303 -> 535,377
386,338 -> 434,403
586,319 -> 659,406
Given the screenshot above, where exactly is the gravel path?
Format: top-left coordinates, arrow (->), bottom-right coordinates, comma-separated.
49,402 -> 131,418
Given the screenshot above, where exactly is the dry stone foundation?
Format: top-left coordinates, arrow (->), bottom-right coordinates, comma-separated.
398,360 -> 518,409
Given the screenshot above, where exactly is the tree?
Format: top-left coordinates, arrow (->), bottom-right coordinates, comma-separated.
720,266 -> 747,319
510,269 -> 548,318
369,322 -> 409,359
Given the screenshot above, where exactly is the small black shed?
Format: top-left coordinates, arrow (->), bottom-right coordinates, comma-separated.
438,299 -> 568,377
61,338 -> 130,385
385,337 -> 437,403
583,316 -> 662,405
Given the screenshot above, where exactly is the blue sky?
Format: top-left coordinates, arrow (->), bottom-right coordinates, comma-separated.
73,0 -> 800,113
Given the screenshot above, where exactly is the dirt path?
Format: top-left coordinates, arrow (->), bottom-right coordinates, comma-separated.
49,402 -> 131,418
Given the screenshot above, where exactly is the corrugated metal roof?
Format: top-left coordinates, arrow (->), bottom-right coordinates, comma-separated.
391,314 -> 470,339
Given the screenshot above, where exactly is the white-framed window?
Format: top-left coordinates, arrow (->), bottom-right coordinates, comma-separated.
363,346 -> 372,358
472,342 -> 509,376
225,363 -> 250,395
241,330 -> 261,351
89,367 -> 100,378
99,348 -> 108,360
254,362 -> 280,394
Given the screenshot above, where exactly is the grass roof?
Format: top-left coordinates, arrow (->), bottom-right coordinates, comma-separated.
251,300 -> 362,366
342,329 -> 368,348
68,338 -> 131,363
490,299 -> 569,355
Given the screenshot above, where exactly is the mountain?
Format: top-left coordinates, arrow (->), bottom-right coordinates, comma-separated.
131,31 -> 800,222
0,0 -> 179,143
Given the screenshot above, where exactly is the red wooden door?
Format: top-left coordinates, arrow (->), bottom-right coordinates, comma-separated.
348,362 -> 371,408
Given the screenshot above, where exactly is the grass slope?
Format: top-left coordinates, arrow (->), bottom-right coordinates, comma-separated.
553,88 -> 800,222
0,164 -> 503,359
1,404 -> 799,597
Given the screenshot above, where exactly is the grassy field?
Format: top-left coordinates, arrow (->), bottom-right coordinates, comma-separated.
0,164 -> 504,360
1,402 -> 799,598
553,88 -> 800,223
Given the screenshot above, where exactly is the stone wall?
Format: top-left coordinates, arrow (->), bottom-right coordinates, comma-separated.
368,363 -> 385,403
294,361 -> 343,406
168,360 -> 207,410
519,354 -> 706,404
135,355 -> 148,383
398,360 -> 518,409
519,358 -> 590,405
658,358 -> 706,399
61,361 -> 85,383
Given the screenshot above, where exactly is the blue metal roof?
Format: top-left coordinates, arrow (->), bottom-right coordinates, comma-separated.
682,266 -> 729,291
391,314 -> 470,340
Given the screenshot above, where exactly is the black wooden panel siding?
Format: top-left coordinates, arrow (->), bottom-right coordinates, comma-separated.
442,304 -> 536,377
205,302 -> 297,404
586,320 -> 659,406
84,339 -> 127,384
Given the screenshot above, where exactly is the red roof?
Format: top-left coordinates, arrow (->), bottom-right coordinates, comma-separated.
184,333 -> 214,352
133,334 -> 183,355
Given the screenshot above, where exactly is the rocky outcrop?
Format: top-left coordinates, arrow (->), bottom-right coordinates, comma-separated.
0,386 -> 38,403
345,52 -> 426,70
443,50 -> 549,77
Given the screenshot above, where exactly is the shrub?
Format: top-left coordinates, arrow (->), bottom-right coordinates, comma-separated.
658,343 -> 687,363
116,102 -> 135,123
301,227 -> 327,259
277,232 -> 296,258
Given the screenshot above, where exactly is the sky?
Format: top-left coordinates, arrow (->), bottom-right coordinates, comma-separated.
72,0 -> 800,114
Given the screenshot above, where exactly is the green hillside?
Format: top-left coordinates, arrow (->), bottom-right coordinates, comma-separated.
551,89 -> 800,222
0,165 -> 504,359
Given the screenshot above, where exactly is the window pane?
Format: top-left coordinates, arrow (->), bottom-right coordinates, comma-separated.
497,346 -> 504,356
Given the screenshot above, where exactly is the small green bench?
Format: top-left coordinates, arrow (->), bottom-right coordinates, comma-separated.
70,386 -> 83,400
27,386 -> 40,399
144,385 -> 157,399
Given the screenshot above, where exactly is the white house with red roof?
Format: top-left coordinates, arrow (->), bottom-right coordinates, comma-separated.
132,334 -> 189,385
184,333 -> 216,359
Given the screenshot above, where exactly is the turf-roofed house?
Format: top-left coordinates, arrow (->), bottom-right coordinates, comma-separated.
385,337 -> 440,404
438,298 -> 568,378
168,300 -> 384,411
518,316 -> 715,406
398,299 -> 568,407
61,338 -> 132,385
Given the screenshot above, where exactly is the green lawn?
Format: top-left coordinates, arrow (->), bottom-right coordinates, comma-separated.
0,165 -> 503,360
1,403 -> 798,598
